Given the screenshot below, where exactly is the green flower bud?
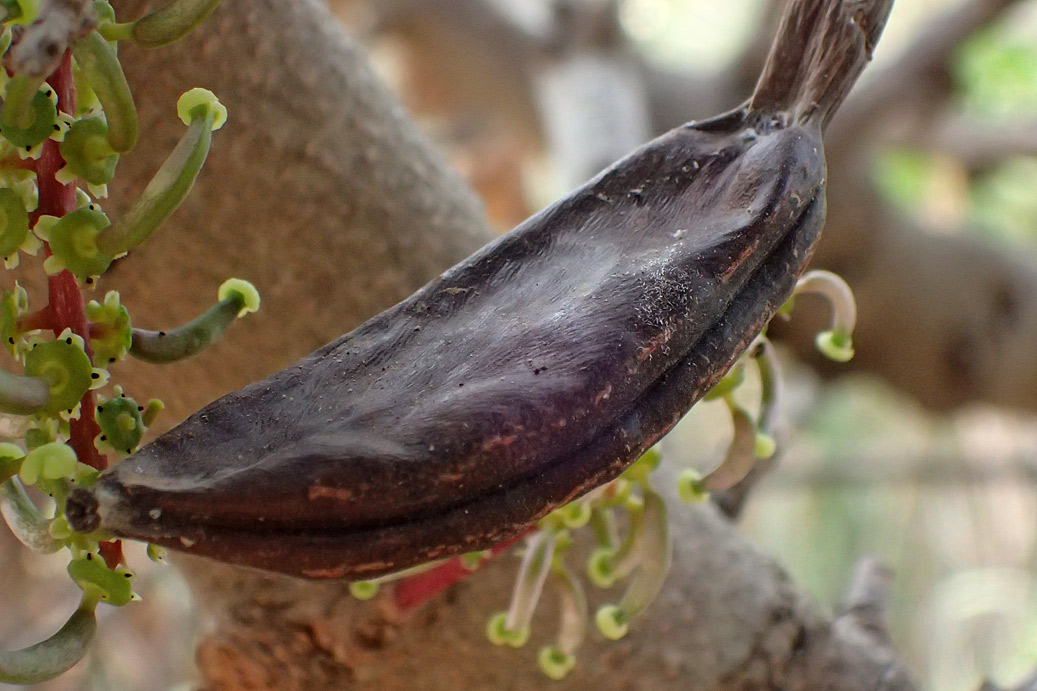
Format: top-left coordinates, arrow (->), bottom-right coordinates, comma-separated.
130,0 -> 222,49
755,431 -> 777,460
96,89 -> 226,256
0,78 -> 56,148
146,544 -> 167,563
23,332 -> 93,413
95,393 -> 144,455
19,441 -> 77,485
58,117 -> 120,186
594,605 -> 628,640
85,291 -> 131,365
40,205 -> 115,281
67,553 -> 136,606
0,188 -> 30,258
0,442 -> 24,483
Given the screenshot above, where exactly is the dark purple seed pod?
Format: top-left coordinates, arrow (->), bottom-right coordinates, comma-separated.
66,0 -> 893,579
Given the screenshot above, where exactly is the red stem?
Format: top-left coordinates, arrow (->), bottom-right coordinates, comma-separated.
30,51 -> 106,471
392,533 -> 528,614
17,306 -> 55,332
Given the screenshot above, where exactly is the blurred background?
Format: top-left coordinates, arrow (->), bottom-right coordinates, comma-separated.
3,0 -> 1037,689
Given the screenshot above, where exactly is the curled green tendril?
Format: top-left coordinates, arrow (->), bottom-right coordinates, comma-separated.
0,188 -> 30,257
23,334 -> 93,413
96,88 -> 226,256
697,403 -> 757,493
488,531 -> 555,649
67,553 -> 136,606
0,77 -> 56,147
85,291 -> 131,365
0,600 -> 97,684
753,339 -> 781,455
794,270 -> 857,363
129,279 -> 258,364
594,489 -> 670,640
348,581 -> 379,601
0,366 -> 50,415
18,441 -> 77,485
39,205 -> 115,280
58,117 -> 120,186
95,394 -> 144,455
129,0 -> 222,49
69,31 -> 137,152
537,563 -> 586,679
0,477 -> 62,553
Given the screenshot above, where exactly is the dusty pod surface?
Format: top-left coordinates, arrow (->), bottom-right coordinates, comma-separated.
67,0 -> 893,579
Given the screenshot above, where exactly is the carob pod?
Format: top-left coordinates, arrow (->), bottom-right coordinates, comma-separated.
67,0 -> 893,579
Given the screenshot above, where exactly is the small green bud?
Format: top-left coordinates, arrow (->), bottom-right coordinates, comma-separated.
146,544 -> 167,563
537,646 -> 576,681
754,432 -> 777,460
676,468 -> 708,504
0,188 -> 30,258
58,117 -> 120,186
85,291 -> 132,365
19,441 -> 77,485
594,605 -> 628,640
23,331 -> 93,413
0,77 -> 55,146
95,394 -> 144,455
587,547 -> 616,588
41,205 -> 115,281
67,553 -> 136,606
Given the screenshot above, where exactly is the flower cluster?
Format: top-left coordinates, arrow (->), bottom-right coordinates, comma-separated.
0,1 -> 256,684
